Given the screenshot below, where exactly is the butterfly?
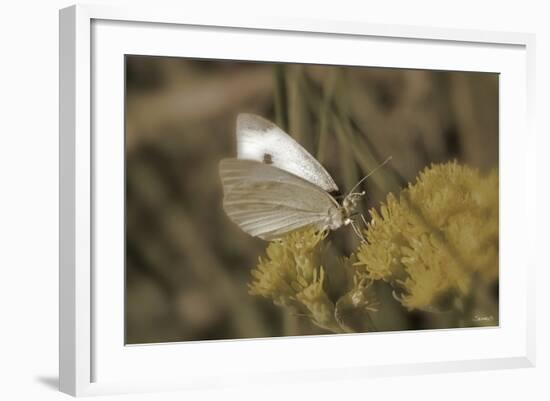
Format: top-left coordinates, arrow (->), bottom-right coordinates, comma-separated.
219,113 -> 390,241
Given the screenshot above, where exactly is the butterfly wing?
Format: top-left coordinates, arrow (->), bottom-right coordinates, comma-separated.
219,158 -> 339,240
236,113 -> 339,193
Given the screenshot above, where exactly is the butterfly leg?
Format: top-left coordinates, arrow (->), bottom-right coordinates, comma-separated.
350,220 -> 367,243
360,213 -> 369,229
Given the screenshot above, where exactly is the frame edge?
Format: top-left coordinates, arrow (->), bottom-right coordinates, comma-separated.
60,4 -> 93,396
59,5 -> 77,396
524,33 -> 537,368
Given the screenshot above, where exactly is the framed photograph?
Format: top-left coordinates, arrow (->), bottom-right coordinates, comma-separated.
59,4 -> 536,396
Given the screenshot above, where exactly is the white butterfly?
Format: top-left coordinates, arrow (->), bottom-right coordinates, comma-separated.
219,113 -> 388,241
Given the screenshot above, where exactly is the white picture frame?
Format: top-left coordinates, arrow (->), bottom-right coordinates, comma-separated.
59,3 -> 536,397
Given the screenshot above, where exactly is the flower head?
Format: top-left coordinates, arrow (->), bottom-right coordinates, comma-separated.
249,228 -> 342,332
355,161 -> 498,311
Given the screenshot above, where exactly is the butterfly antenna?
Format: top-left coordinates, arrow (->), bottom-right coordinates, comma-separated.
346,156 -> 392,197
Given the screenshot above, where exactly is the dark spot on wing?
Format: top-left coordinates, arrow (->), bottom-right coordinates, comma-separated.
263,153 -> 273,164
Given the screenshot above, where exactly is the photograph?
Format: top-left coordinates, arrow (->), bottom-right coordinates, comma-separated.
124,55 -> 499,344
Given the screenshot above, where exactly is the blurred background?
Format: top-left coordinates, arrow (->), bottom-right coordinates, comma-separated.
125,55 -> 498,344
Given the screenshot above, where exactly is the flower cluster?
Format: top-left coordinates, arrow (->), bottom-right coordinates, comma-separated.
355,161 -> 498,311
248,229 -> 343,332
249,162 -> 498,331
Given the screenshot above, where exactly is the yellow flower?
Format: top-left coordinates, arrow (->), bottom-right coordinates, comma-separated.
249,228 -> 341,332
355,162 -> 498,311
334,272 -> 379,332
296,269 -> 342,332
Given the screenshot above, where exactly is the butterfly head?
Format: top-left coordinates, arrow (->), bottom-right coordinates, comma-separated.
326,192 -> 365,231
343,191 -> 366,211
339,191 -> 366,227
340,156 -> 392,219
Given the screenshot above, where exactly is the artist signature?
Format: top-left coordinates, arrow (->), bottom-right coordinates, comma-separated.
472,314 -> 494,322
